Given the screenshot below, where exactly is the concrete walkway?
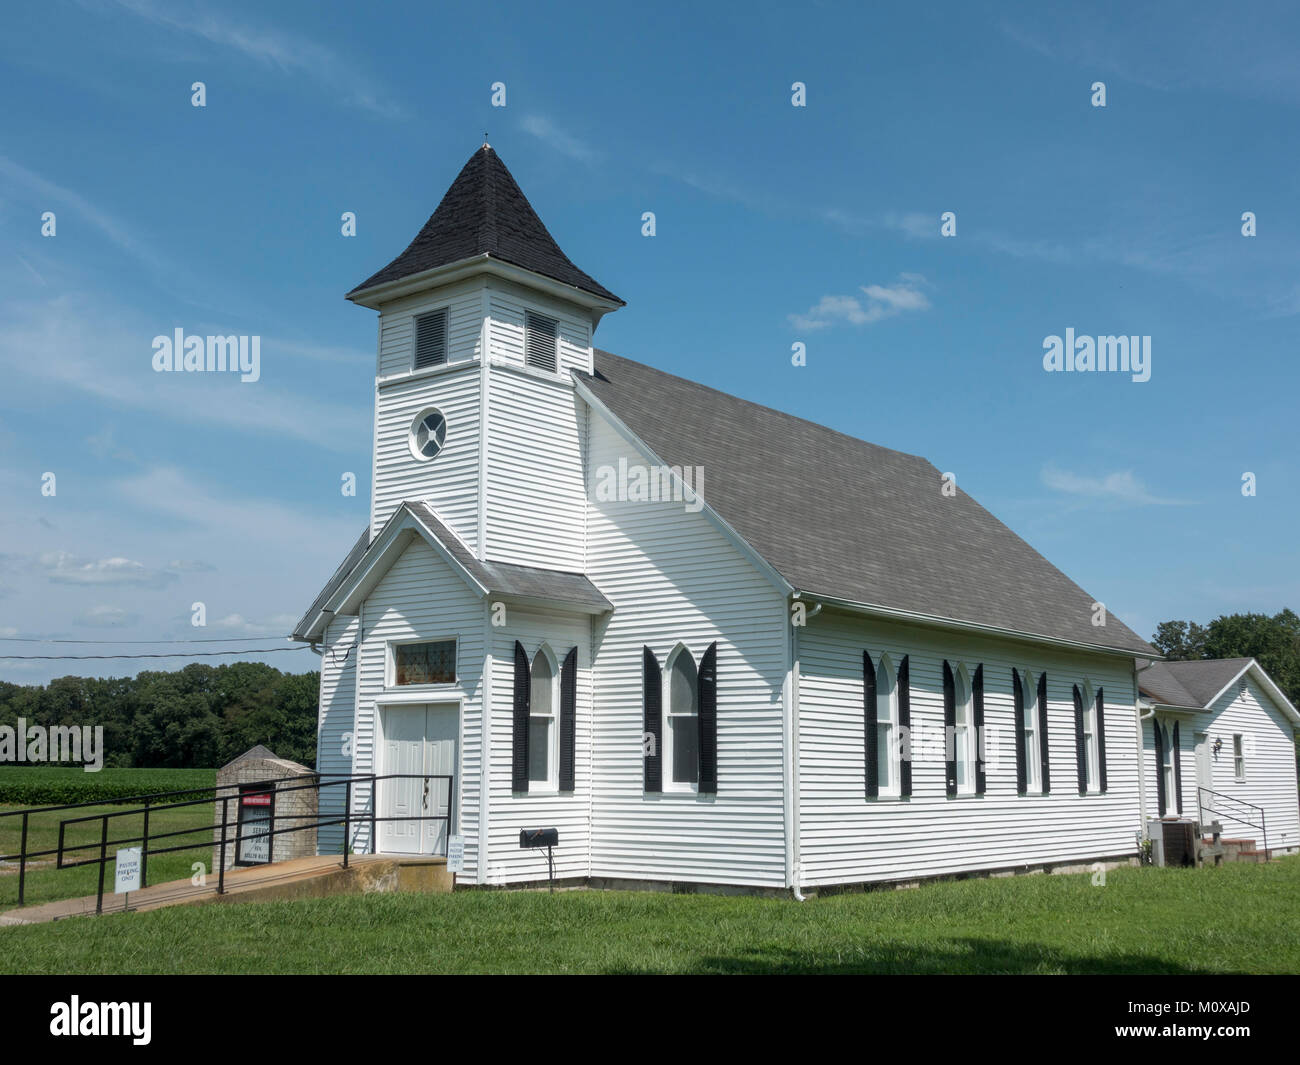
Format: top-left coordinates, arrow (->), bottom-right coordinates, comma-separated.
0,853 -> 451,925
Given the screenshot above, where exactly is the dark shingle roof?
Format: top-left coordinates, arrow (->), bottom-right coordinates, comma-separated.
1143,658 -> 1253,707
292,527 -> 370,640
1137,662 -> 1203,708
348,145 -> 621,304
578,349 -> 1154,656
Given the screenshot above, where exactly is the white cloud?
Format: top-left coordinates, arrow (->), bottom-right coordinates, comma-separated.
78,604 -> 139,627
0,294 -> 367,451
209,612 -> 298,635
519,115 -> 600,164
105,0 -> 404,118
882,212 -> 940,240
0,155 -> 172,276
37,552 -> 190,588
1041,466 -> 1191,507
789,275 -> 931,330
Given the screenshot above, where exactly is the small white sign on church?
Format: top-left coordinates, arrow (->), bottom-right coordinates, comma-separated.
115,847 -> 142,894
447,835 -> 464,873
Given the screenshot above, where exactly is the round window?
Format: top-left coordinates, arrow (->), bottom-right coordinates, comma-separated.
409,408 -> 447,460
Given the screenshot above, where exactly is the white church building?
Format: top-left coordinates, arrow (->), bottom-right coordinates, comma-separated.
293,145 -> 1300,892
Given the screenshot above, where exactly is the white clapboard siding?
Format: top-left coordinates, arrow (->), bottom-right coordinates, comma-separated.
316,612 -> 359,856
375,280 -> 484,378
483,608 -> 593,883
487,280 -> 592,375
484,367 -> 586,571
1179,674 -> 1299,852
349,538 -> 485,878
585,411 -> 790,888
798,612 -> 1141,886
372,364 -> 481,544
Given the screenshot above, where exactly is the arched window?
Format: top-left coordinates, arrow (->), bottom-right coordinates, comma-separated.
528,647 -> 558,790
954,666 -> 975,795
1160,721 -> 1175,813
665,646 -> 699,789
1081,681 -> 1099,791
876,655 -> 899,796
1023,670 -> 1040,792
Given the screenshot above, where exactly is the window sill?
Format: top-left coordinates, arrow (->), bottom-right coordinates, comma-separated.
387,682 -> 458,690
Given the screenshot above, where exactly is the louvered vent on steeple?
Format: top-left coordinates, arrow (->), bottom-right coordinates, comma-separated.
525,311 -> 558,372
413,309 -> 447,369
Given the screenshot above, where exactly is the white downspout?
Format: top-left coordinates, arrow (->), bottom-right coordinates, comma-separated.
1134,659 -> 1158,835
788,597 -> 822,902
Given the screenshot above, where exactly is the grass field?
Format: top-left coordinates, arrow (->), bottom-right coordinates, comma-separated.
2,857 -> 1296,975
0,771 -> 219,909
0,767 -> 216,807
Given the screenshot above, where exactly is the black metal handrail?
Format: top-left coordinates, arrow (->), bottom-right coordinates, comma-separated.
1197,786 -> 1268,858
0,772 -> 454,913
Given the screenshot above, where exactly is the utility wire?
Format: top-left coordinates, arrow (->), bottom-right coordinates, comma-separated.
0,636 -> 292,645
0,646 -> 310,661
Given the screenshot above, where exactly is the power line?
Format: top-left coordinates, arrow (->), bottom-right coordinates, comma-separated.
0,646 -> 311,661
0,636 -> 292,645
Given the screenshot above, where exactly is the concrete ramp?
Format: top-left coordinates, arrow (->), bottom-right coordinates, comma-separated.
0,854 -> 452,926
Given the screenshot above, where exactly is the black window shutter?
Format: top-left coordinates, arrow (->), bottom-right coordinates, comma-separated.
1072,684 -> 1087,795
511,640 -> 530,793
643,647 -> 662,793
1040,676 -> 1050,790
1011,669 -> 1028,794
1173,720 -> 1183,815
559,646 -> 577,792
898,655 -> 912,797
1154,721 -> 1167,817
943,660 -> 957,797
697,642 -> 718,794
973,664 -> 986,795
863,652 -> 878,799
1095,687 -> 1108,793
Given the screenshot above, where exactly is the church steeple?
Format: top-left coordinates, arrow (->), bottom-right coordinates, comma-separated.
347,144 -> 622,306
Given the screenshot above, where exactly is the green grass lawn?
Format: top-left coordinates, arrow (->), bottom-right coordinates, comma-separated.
2,857 -> 1297,974
0,800 -> 217,909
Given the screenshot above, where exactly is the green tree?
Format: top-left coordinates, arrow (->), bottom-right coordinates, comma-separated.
1151,609 -> 1300,708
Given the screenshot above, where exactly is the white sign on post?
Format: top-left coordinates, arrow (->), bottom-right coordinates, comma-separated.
446,834 -> 465,874
115,847 -> 142,894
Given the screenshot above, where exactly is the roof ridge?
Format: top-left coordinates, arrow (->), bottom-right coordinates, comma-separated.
480,144 -> 498,254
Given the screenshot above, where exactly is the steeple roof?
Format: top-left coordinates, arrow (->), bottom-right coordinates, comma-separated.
348,144 -> 622,305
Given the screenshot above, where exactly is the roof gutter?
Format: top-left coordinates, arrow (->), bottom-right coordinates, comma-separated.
347,254 -> 624,315
805,592 -> 1159,661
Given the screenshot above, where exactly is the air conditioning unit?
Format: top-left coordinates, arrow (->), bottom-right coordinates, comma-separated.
1148,818 -> 1195,867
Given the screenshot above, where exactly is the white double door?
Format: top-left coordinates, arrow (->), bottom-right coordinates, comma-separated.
379,703 -> 457,855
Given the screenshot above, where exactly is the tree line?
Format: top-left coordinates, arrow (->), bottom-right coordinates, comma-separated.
1,609 -> 1294,772
0,662 -> 319,769
1150,609 -> 1300,709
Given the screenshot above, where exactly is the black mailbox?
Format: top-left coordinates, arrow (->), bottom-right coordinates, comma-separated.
520,827 -> 559,848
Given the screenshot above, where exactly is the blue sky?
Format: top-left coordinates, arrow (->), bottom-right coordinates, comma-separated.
1,0 -> 1297,684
